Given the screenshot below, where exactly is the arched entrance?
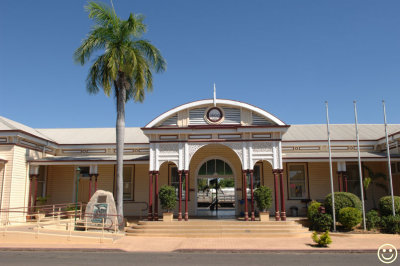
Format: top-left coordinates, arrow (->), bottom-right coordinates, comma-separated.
195,158 -> 236,218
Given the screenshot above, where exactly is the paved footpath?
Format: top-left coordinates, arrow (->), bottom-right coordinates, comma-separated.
0,231 -> 399,253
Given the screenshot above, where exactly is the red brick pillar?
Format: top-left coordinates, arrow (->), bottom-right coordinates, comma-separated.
148,171 -> 153,221
242,170 -> 248,221
337,172 -> 342,192
154,171 -> 159,221
273,170 -> 280,221
279,169 -> 286,221
250,170 -> 255,221
343,172 -> 348,192
178,170 -> 182,221
184,170 -> 189,221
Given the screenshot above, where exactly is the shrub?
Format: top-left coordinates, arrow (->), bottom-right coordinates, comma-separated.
254,186 -> 272,212
366,210 -> 381,230
312,213 -> 333,232
380,215 -> 400,234
307,201 -> 321,221
338,207 -> 362,230
378,196 -> 400,217
159,185 -> 176,212
324,192 -> 362,217
312,231 -> 332,247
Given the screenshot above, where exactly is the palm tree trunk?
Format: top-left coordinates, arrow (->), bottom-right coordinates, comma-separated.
116,82 -> 126,229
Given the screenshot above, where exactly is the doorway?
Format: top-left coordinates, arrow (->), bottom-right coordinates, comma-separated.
196,159 -> 236,218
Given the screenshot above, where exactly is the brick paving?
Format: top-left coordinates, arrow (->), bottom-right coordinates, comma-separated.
0,231 -> 399,253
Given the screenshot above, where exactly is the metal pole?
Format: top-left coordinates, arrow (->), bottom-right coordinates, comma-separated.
353,101 -> 367,230
325,101 -> 336,232
383,100 -> 396,216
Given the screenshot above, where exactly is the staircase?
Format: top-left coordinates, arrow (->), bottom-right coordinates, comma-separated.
126,219 -> 310,238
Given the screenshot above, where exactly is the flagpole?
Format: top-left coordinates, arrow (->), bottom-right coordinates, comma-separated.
325,101 -> 336,232
383,100 -> 396,216
353,101 -> 366,230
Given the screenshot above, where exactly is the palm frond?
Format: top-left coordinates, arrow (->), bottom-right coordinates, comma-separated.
121,13 -> 146,38
133,40 -> 167,72
85,1 -> 119,28
74,26 -> 111,65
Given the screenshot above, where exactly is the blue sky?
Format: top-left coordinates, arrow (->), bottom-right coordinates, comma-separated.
1,0 -> 399,128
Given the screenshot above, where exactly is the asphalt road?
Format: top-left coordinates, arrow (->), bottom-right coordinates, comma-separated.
0,251 -> 389,266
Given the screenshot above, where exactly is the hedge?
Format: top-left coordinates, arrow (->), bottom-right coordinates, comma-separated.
338,207 -> 362,230
324,192 -> 362,217
366,210 -> 381,230
378,196 -> 400,217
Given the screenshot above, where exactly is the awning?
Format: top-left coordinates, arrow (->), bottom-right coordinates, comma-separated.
283,151 -> 400,162
28,154 -> 149,165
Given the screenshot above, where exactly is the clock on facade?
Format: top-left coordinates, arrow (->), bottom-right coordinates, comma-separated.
206,107 -> 223,123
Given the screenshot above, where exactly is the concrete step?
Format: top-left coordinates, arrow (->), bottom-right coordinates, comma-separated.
125,231 -> 311,238
126,228 -> 309,234
130,224 -> 303,230
126,219 -> 309,238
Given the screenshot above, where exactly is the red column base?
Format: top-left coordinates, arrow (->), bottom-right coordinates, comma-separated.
178,213 -> 182,221
275,211 -> 280,221
184,212 -> 188,221
280,212 -> 286,221
154,213 -> 158,221
148,213 -> 153,221
244,212 -> 249,221
251,212 -> 255,221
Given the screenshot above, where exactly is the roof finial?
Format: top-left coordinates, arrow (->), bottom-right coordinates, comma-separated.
213,83 -> 216,107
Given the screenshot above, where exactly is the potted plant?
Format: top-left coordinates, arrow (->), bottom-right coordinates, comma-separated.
159,185 -> 177,222
254,186 -> 272,221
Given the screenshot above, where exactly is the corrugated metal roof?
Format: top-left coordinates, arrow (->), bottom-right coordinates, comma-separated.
283,124 -> 400,141
36,127 -> 148,144
0,116 -> 56,142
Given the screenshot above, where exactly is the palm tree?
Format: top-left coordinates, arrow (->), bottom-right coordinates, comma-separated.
363,165 -> 388,209
74,1 -> 166,224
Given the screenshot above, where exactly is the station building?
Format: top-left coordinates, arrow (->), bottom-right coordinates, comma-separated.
0,99 -> 399,222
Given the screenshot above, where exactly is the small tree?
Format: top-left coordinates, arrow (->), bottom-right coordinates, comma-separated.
254,186 -> 272,212
159,185 -> 176,213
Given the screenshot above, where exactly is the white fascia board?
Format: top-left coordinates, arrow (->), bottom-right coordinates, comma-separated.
283,158 -> 400,163
29,160 -> 149,166
145,99 -> 286,128
0,131 -> 58,149
282,140 -> 377,146
59,143 -> 150,149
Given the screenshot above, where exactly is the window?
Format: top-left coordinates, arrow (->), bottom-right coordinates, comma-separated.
346,164 -> 361,198
287,163 -> 308,199
78,166 -> 90,178
198,159 -> 233,176
36,166 -> 46,198
170,166 -> 186,200
123,166 -> 134,200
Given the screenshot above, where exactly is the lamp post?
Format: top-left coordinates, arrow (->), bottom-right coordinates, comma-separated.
75,167 -> 81,226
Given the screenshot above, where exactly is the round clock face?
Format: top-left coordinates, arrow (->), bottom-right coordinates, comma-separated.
206,107 -> 223,123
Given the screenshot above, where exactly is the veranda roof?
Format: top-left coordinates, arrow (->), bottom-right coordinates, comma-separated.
283,151 -> 400,161
28,154 -> 149,165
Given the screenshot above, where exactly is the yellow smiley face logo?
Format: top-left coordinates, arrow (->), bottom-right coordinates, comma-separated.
378,244 -> 398,264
